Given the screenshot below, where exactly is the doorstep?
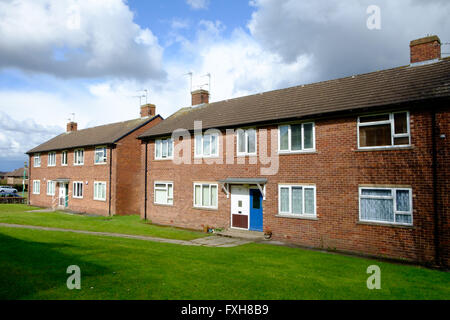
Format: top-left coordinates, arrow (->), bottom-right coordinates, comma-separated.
215,229 -> 265,241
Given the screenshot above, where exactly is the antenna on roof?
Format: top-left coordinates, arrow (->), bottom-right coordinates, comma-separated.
202,73 -> 211,99
137,89 -> 149,104
68,113 -> 75,122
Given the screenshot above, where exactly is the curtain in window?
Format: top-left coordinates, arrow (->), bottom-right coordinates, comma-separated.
280,187 -> 289,212
202,185 -> 210,206
203,136 -> 211,156
167,184 -> 173,204
155,141 -> 161,158
168,139 -> 173,157
304,188 -> 315,214
195,136 -> 202,155
247,129 -> 256,153
238,130 -> 246,153
361,198 -> 394,222
291,187 -> 303,214
211,185 -> 218,207
280,126 -> 289,150
396,190 -> 410,211
211,135 -> 217,155
291,125 -> 302,151
194,185 -> 201,206
155,189 -> 166,203
304,123 -> 314,149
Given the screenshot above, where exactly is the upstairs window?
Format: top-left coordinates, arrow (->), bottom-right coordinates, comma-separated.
195,133 -> 219,158
61,151 -> 68,166
74,149 -> 84,165
279,123 -> 315,153
155,138 -> 173,160
358,111 -> 410,148
237,128 -> 257,156
34,154 -> 41,167
95,147 -> 107,164
359,187 -> 413,225
48,152 -> 56,167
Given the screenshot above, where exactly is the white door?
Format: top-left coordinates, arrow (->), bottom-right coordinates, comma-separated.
231,186 -> 249,229
59,184 -> 66,207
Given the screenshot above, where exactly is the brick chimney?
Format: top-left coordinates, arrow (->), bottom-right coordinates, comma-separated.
67,121 -> 77,132
191,89 -> 209,106
410,35 -> 441,64
140,104 -> 156,118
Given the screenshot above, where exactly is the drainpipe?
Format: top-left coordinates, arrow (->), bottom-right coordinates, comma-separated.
144,141 -> 148,220
28,155 -> 31,205
431,110 -> 441,266
109,146 -> 113,216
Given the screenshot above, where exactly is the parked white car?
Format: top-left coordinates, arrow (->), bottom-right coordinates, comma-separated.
0,186 -> 18,194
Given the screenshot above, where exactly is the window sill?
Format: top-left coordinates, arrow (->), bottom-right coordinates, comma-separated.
278,150 -> 317,155
193,206 -> 218,211
275,214 -> 318,220
73,164 -> 84,166
153,203 -> 173,207
94,199 -> 107,202
357,221 -> 415,229
354,146 -> 414,152
94,162 -> 107,165
72,197 -> 83,200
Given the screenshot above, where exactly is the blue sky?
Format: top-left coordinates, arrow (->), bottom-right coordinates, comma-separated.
0,0 -> 449,172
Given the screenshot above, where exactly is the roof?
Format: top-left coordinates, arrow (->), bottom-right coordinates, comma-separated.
6,167 -> 28,178
139,58 -> 450,139
27,115 -> 162,154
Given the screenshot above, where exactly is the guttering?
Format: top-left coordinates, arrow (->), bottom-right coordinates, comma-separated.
144,141 -> 148,220
108,146 -> 113,216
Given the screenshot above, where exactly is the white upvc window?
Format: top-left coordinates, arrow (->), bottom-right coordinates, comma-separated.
61,151 -> 68,166
94,181 -> 107,201
358,111 -> 410,149
359,187 -> 413,226
73,181 -> 84,199
74,149 -> 84,165
278,122 -> 315,153
278,184 -> 316,217
34,154 -> 41,167
155,138 -> 174,160
48,152 -> 56,167
47,181 -> 56,196
32,180 -> 40,194
237,128 -> 257,156
94,146 -> 107,164
193,183 -> 218,209
194,133 -> 219,158
154,182 -> 173,205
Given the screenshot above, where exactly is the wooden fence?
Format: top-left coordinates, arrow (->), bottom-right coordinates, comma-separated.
0,197 -> 26,204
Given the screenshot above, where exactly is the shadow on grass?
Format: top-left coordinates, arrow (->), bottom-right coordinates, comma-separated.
0,233 -> 109,299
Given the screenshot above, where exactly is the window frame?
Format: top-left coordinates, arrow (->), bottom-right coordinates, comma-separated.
359,186 -> 413,226
236,128 -> 257,156
193,183 -> 219,209
32,180 -> 40,195
278,184 -> 316,217
278,122 -> 316,154
33,154 -> 41,168
154,138 -> 174,160
73,181 -> 84,199
47,152 -> 56,167
93,181 -> 107,201
194,133 -> 219,158
46,180 -> 56,196
61,150 -> 68,166
357,111 -> 411,149
74,149 -> 84,166
94,146 -> 107,165
154,181 -> 173,205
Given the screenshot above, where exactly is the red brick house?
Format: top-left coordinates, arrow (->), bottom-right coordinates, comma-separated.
27,104 -> 162,216
139,36 -> 449,267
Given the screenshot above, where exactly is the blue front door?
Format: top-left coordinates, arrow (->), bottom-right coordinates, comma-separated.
249,189 -> 263,231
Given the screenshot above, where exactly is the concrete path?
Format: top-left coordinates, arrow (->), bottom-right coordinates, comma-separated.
0,223 -> 251,248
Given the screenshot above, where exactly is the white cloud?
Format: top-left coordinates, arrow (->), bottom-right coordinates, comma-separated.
186,0 -> 210,10
0,0 -> 165,80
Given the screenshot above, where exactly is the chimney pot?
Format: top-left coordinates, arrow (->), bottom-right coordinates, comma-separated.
191,89 -> 209,106
140,104 -> 156,118
67,122 -> 77,132
410,35 -> 441,64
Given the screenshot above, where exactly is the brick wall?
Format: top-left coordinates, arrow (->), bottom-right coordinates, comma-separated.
143,105 -> 449,265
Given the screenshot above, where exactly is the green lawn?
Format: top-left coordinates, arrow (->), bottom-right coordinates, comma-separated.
0,204 -> 449,300
0,204 -> 206,241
